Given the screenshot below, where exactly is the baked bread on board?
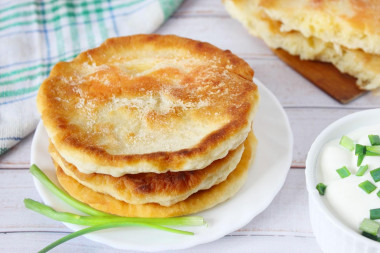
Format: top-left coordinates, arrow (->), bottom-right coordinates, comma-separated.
224,0 -> 380,90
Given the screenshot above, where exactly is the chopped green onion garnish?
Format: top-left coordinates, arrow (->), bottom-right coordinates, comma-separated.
336,166 -> 351,178
370,209 -> 380,220
316,183 -> 327,195
357,154 -> 365,166
362,231 -> 379,241
360,218 -> 380,236
355,144 -> 367,166
377,190 -> 380,199
371,168 -> 380,183
356,165 -> 369,176
366,150 -> 380,156
339,135 -> 355,151
369,135 -> 380,146
356,144 -> 366,155
359,180 -> 377,194
366,146 -> 380,155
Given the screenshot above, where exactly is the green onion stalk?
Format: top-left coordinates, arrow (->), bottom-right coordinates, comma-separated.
25,198 -> 204,227
27,165 -> 206,252
39,222 -> 193,253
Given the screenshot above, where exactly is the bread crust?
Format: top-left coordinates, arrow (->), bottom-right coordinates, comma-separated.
37,34 -> 259,175
224,0 -> 380,90
226,0 -> 380,55
50,140 -> 244,206
55,132 -> 256,217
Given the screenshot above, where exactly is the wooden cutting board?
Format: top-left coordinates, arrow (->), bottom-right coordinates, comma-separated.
272,48 -> 367,104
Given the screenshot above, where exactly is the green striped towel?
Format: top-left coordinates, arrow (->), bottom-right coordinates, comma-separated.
0,0 -> 183,155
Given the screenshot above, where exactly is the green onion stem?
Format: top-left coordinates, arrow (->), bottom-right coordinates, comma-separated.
355,144 -> 366,166
371,168 -> 380,183
366,146 -> 380,155
362,231 -> 379,241
356,165 -> 369,177
30,164 -> 111,216
39,221 -> 193,253
359,180 -> 377,194
369,135 -> 380,146
339,136 -> 355,151
316,183 -> 327,195
24,199 -> 205,226
366,151 -> 380,156
360,218 -> 380,236
336,166 -> 351,178
29,164 -> 207,253
356,144 -> 366,155
370,209 -> 380,220
357,154 -> 365,166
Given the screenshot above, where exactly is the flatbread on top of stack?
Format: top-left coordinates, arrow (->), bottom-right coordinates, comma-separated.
37,35 -> 258,176
37,34 -> 259,217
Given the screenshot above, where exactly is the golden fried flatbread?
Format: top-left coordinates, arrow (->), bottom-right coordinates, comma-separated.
49,140 -> 244,206
37,34 -> 259,176
55,132 -> 256,217
224,0 -> 380,90
239,0 -> 380,55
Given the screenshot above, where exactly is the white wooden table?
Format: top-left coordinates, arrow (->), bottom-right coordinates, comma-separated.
1,1 -> 379,252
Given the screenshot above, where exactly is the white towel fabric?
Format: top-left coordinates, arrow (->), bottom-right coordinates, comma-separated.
0,0 -> 183,155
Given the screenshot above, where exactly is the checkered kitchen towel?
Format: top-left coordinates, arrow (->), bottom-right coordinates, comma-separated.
0,0 -> 183,155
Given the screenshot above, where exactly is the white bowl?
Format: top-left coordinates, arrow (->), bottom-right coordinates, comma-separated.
305,109 -> 380,253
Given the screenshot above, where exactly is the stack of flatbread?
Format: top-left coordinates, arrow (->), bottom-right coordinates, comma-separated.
37,35 -> 259,218
224,0 -> 380,90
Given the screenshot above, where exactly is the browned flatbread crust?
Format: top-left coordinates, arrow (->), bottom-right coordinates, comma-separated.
224,0 -> 380,90
49,139 -> 244,206
227,0 -> 380,55
37,34 -> 259,175
55,132 -> 256,217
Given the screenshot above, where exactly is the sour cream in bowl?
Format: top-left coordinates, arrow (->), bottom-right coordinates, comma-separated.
306,109 -> 380,253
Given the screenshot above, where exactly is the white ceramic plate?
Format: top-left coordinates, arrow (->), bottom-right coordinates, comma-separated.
31,78 -> 293,251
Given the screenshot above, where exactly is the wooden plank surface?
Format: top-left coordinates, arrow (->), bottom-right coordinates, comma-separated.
0,232 -> 320,253
1,0 -> 378,252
